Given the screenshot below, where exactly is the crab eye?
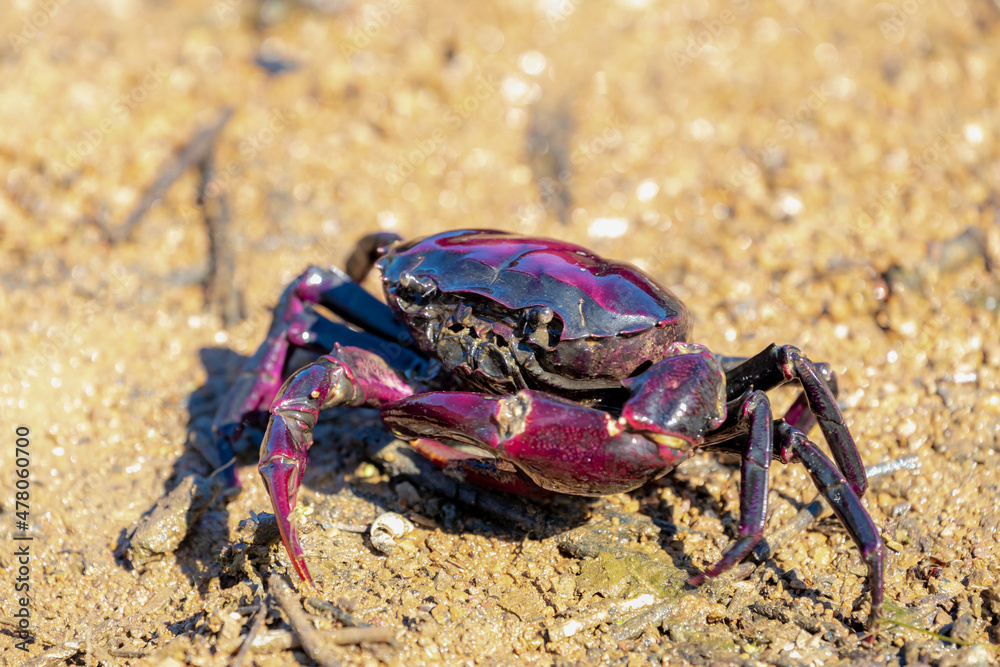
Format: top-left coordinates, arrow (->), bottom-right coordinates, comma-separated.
395,271 -> 439,312
399,271 -> 436,296
524,306 -> 562,350
529,306 -> 554,324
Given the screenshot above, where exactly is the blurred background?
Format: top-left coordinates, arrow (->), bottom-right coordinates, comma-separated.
2,0 -> 1000,664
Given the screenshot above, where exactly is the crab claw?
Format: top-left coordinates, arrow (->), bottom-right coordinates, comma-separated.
259,415 -> 314,584
260,456 -> 312,584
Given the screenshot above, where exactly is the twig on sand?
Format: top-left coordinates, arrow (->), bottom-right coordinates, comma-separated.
547,593 -> 660,641
110,108 -> 232,242
108,106 -> 243,324
306,597 -> 368,630
269,573 -> 343,667
269,573 -> 397,666
305,596 -> 397,646
197,129 -> 242,325
250,628 -> 300,652
231,595 -> 269,667
751,454 -> 920,564
111,108 -> 233,243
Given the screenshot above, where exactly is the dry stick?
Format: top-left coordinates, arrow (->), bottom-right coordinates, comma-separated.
328,522 -> 370,533
110,108 -> 234,243
303,598 -> 398,646
231,595 -> 269,667
197,136 -> 241,326
327,626 -> 397,645
306,597 -> 368,629
751,454 -> 921,564
269,573 -> 343,667
751,601 -> 848,641
250,629 -> 300,653
109,106 -> 243,325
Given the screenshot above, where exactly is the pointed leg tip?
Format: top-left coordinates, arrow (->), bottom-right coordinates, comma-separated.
865,602 -> 884,631
292,557 -> 315,586
277,528 -> 317,589
687,573 -> 707,586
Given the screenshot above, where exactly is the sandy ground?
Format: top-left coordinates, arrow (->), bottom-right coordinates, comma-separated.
2,0 -> 1000,665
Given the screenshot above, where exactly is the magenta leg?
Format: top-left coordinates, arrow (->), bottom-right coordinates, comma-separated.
260,345 -> 420,583
383,390 -> 693,496
724,345 -> 867,497
212,263 -> 419,487
212,280 -> 301,487
776,421 -> 885,628
689,389 -> 773,584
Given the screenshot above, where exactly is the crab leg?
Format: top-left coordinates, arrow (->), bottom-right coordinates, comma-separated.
780,361 -> 837,434
724,344 -> 867,497
776,421 -> 886,628
260,345 -> 419,583
212,263 -> 416,487
287,304 -> 429,372
719,355 -> 838,436
689,389 -> 773,584
294,264 -> 415,346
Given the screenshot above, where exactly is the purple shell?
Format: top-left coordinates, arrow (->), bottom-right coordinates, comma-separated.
380,229 -> 687,340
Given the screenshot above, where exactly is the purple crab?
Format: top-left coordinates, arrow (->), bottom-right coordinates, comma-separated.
213,229 -> 885,626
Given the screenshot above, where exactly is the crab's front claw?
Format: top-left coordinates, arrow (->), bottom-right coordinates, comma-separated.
258,411 -> 314,584
259,454 -> 312,584
255,347 -> 421,582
